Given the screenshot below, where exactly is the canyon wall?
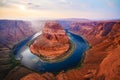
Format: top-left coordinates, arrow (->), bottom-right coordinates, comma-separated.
19,21 -> 120,80
0,20 -> 37,80
0,20 -> 120,80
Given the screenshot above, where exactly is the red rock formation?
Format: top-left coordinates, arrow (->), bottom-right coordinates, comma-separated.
21,73 -> 45,80
69,21 -> 120,80
70,21 -> 120,46
0,20 -> 35,48
30,21 -> 70,59
96,46 -> 120,80
21,72 -> 55,80
0,20 -> 35,80
3,20 -> 120,80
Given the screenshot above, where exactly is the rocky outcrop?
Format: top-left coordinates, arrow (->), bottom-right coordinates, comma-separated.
30,21 -> 70,59
21,72 -> 55,80
96,46 -> 120,80
0,20 -> 36,80
70,21 -> 120,46
1,20 -> 120,80
69,21 -> 120,80
0,20 -> 35,48
12,20 -> 120,80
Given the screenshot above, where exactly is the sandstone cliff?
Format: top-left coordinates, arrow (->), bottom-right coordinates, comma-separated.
0,20 -> 35,80
1,20 -> 120,80
21,72 -> 55,80
96,46 -> 120,80
20,20 -> 120,80
0,20 -> 35,48
30,21 -> 70,59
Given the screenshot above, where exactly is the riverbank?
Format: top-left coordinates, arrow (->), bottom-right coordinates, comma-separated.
12,31 -> 88,73
38,40 -> 76,63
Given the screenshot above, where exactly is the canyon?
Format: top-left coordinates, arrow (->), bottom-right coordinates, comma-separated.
0,19 -> 120,80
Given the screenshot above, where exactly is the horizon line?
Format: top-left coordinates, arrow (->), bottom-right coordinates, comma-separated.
0,17 -> 120,21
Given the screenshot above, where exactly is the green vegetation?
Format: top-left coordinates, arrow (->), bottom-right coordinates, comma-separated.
9,53 -> 20,68
76,52 -> 86,68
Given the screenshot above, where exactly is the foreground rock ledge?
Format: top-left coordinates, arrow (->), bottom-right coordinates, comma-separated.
30,21 -> 70,60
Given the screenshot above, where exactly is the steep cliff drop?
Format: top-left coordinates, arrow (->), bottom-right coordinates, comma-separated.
30,21 -> 70,60
96,46 -> 120,80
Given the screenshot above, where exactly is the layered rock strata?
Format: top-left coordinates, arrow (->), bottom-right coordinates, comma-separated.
30,21 -> 70,59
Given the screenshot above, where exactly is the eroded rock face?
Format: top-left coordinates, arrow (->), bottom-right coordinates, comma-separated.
0,20 -> 35,80
0,20 -> 35,48
30,21 -> 70,59
96,46 -> 120,80
20,72 -> 55,80
4,20 -> 120,80
20,21 -> 120,80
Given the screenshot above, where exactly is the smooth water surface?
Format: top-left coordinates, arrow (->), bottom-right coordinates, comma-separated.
13,31 -> 89,72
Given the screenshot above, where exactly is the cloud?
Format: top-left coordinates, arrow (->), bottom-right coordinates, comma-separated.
107,1 -> 115,8
0,0 -> 7,6
105,0 -> 120,8
0,0 -> 119,19
59,0 -> 71,4
0,0 -> 72,10
0,0 -> 26,8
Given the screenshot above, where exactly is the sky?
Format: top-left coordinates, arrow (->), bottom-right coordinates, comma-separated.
0,0 -> 120,20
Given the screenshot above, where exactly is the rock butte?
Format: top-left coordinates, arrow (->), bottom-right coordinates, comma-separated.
30,21 -> 70,59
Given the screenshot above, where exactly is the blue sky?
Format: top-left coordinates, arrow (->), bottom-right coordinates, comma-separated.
0,0 -> 120,19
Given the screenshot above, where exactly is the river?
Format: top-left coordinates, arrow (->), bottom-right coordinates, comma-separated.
13,30 -> 89,72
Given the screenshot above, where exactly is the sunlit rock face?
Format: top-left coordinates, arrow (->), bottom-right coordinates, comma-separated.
20,73 -> 55,80
30,21 -> 70,59
96,46 -> 120,80
12,20 -> 120,80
